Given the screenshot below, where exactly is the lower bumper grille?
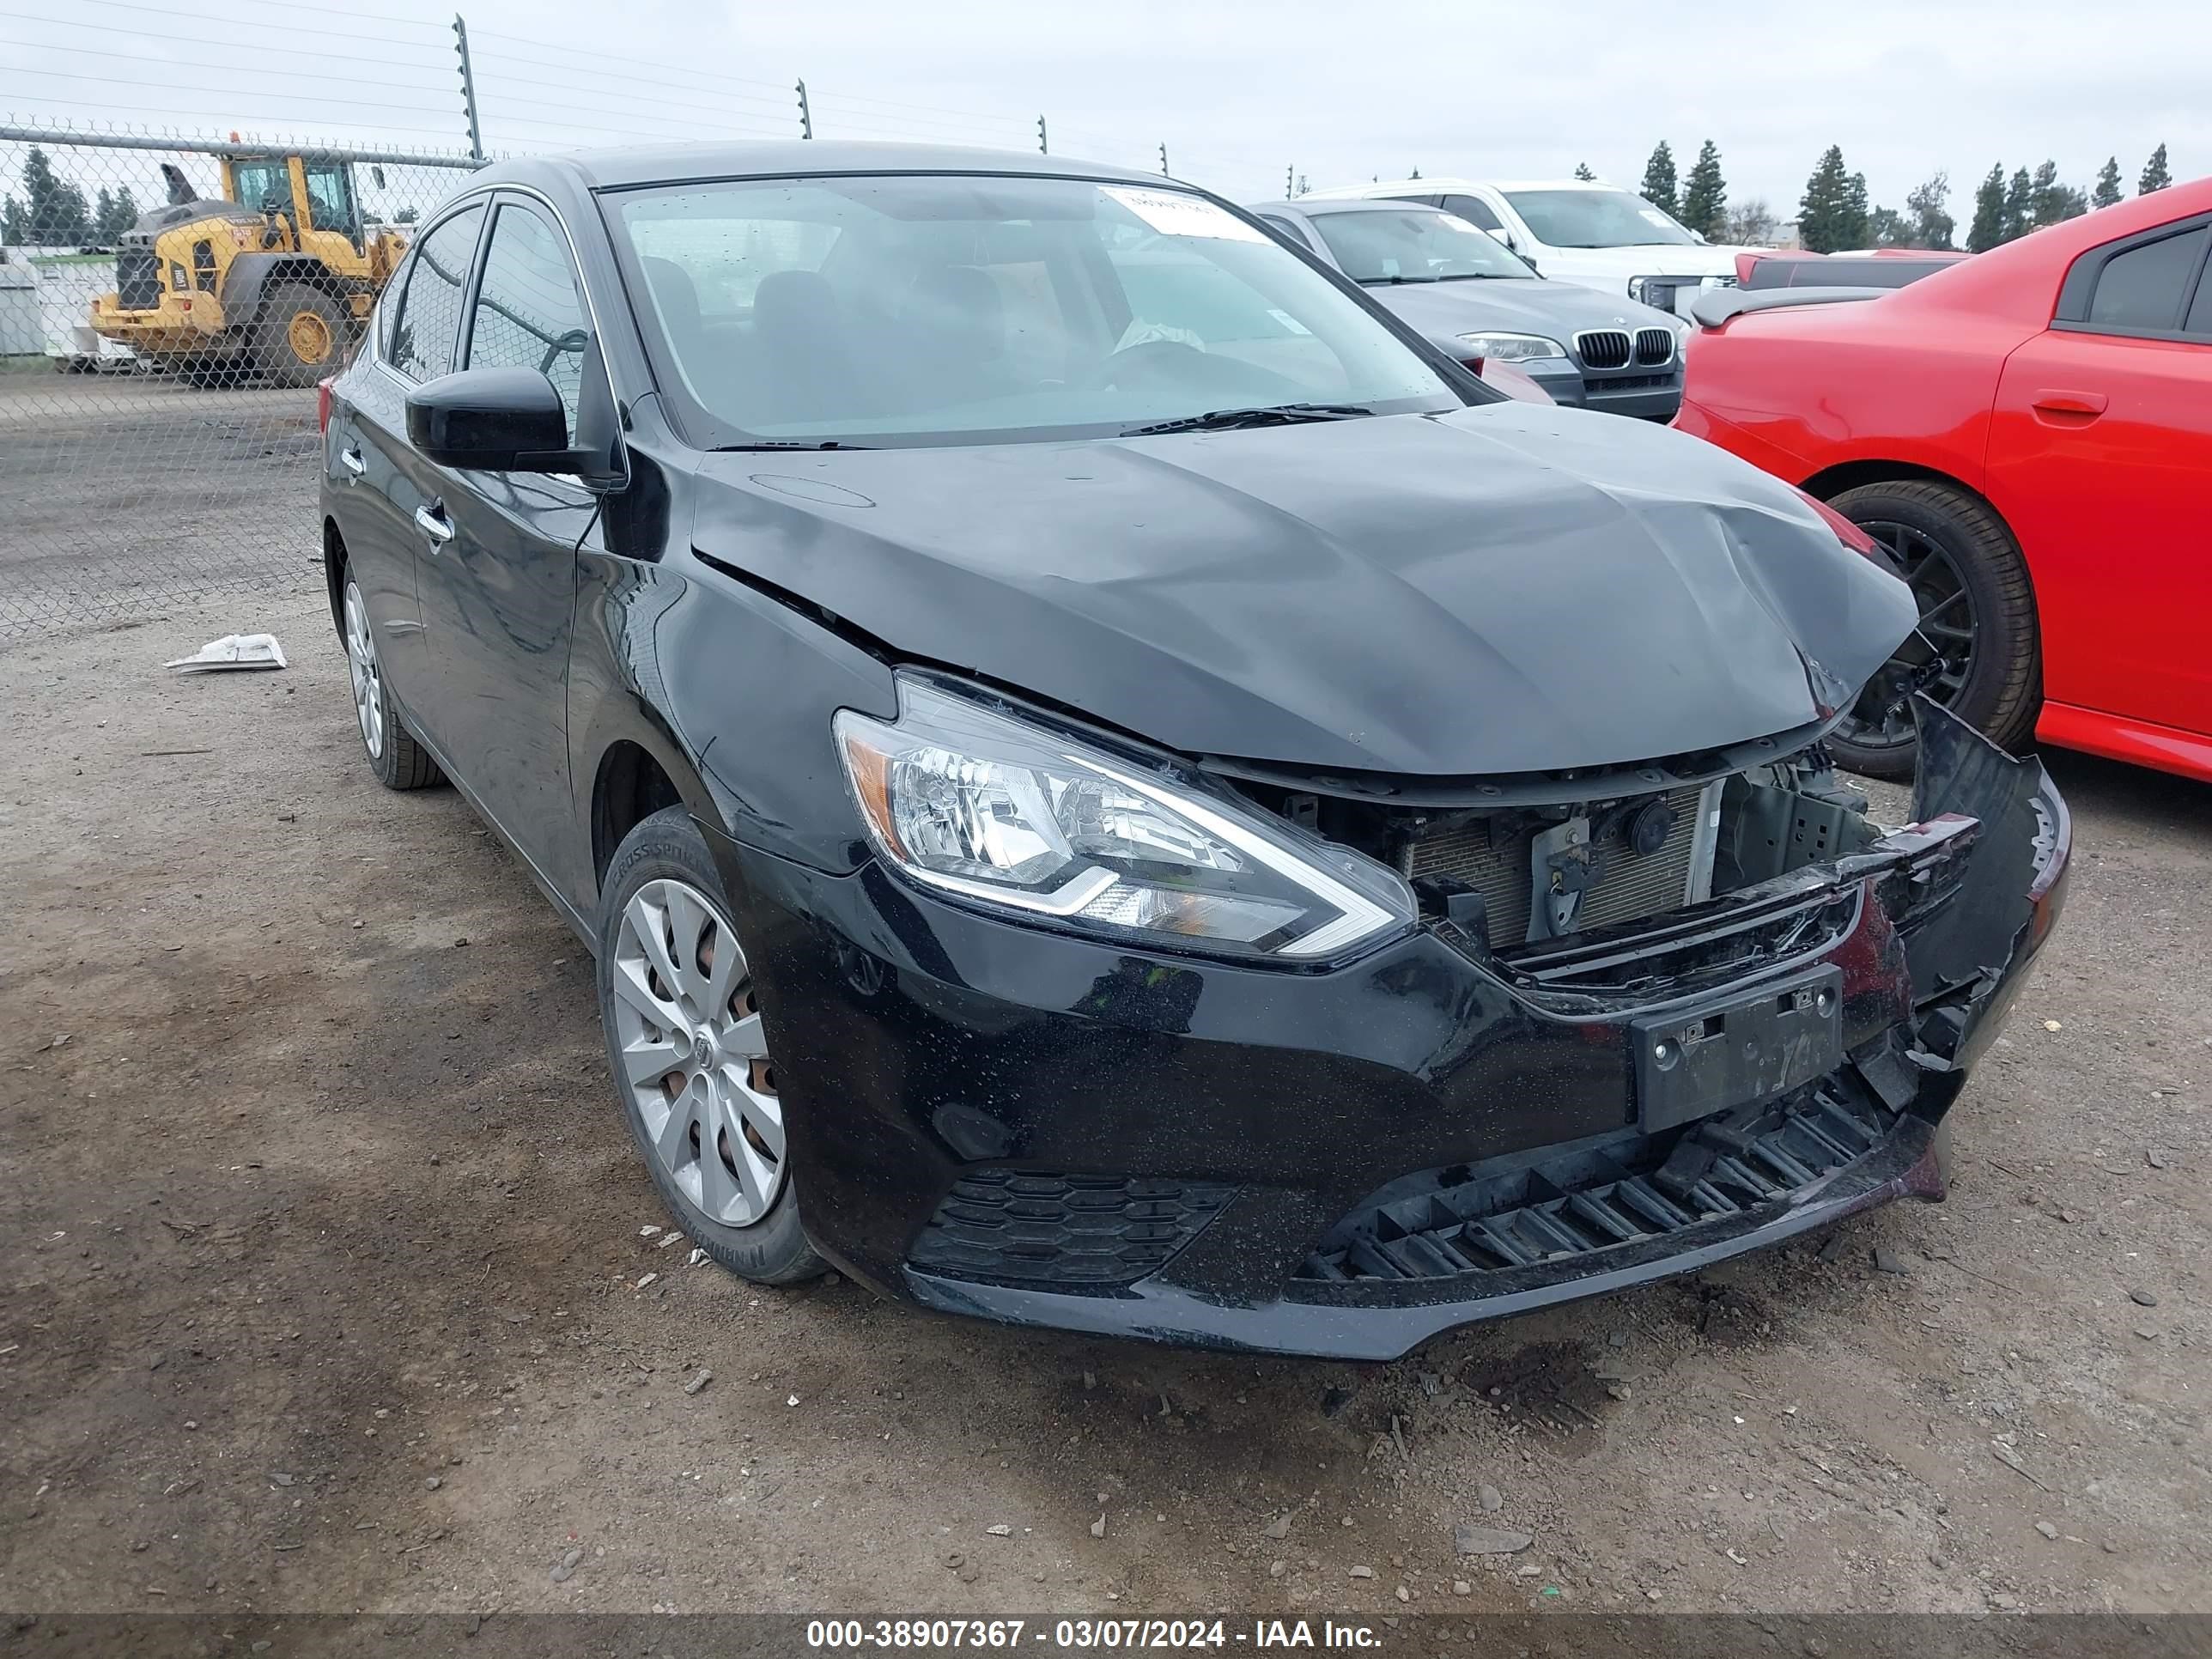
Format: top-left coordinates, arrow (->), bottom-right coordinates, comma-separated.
908,1170 -> 1237,1291
1298,1087 -> 1893,1284
1407,784 -> 1711,946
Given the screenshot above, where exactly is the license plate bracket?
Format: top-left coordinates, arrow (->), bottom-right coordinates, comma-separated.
1632,966 -> 1844,1133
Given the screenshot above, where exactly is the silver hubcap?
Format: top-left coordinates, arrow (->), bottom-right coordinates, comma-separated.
611,878 -> 786,1228
343,580 -> 385,760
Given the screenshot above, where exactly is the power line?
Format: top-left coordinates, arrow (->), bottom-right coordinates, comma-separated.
465,58 -> 794,121
469,30 -> 787,92
0,22 -> 440,74
38,0 -> 440,48
467,43 -> 805,111
2,104 -> 469,137
70,0 -> 447,27
2,64 -> 459,115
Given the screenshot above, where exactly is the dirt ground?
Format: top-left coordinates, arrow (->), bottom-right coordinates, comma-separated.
2,590 -> 2207,1631
0,374 -> 319,641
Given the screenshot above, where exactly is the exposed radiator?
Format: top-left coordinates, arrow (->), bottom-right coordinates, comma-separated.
1407,784 -> 1718,946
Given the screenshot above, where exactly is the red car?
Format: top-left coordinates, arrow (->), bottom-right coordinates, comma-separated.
1677,179 -> 2212,781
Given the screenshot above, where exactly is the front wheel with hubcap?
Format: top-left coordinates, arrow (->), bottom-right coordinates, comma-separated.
1824,479 -> 2040,780
598,805 -> 824,1285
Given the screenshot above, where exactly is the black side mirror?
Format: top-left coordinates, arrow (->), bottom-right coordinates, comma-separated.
407,364 -> 623,487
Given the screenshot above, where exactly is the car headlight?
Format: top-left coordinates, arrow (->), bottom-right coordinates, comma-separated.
834,677 -> 1415,962
1626,276 -> 1651,303
1455,331 -> 1566,363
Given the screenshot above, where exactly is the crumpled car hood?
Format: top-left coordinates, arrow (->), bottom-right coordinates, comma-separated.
689,404 -> 1917,776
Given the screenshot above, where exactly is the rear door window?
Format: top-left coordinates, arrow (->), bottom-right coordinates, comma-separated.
388,204 -> 486,382
1438,193 -> 1504,232
2081,226 -> 2209,334
2186,263 -> 2212,337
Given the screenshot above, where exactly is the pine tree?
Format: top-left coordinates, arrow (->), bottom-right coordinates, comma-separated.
2139,143 -> 2171,193
1868,206 -> 1912,247
1842,170 -> 1870,249
1905,172 -> 1954,249
2092,157 -> 2124,210
94,185 -> 137,240
2000,167 -> 2034,242
1,195 -> 25,246
1966,164 -> 2006,252
1573,162 -> 1595,182
1639,142 -> 1678,216
1797,146 -> 1861,252
1680,140 -> 1726,238
17,147 -> 92,245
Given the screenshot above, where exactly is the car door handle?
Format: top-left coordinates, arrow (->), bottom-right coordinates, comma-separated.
338,446 -> 366,477
414,501 -> 455,547
2031,389 -> 2108,421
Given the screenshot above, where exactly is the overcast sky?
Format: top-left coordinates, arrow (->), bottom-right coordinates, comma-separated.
3,0 -> 2205,221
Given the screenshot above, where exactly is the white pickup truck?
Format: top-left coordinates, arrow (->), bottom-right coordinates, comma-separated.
1304,176 -> 1752,314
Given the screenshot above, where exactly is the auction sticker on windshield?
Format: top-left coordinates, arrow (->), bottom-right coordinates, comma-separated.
1103,185 -> 1268,243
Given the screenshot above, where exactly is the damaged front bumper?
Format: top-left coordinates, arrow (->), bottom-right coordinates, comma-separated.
718,702 -> 2068,1360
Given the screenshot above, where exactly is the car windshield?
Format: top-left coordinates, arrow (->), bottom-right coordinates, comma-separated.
1307,207 -> 1531,283
1504,188 -> 1698,248
610,173 -> 1463,447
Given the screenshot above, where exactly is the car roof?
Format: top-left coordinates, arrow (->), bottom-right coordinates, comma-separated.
1246,198 -> 1442,216
476,141 -> 1170,192
1310,178 -> 1628,197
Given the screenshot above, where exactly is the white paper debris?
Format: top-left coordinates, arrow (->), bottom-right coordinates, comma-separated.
166,633 -> 287,672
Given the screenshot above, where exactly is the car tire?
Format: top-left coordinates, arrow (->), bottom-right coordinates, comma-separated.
256,283 -> 348,388
340,568 -> 442,790
1825,479 -> 2039,780
597,805 -> 825,1286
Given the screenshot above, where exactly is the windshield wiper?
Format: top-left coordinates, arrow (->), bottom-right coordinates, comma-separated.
1435,272 -> 1510,281
1120,403 -> 1377,437
714,440 -> 875,451
1359,275 -> 1438,285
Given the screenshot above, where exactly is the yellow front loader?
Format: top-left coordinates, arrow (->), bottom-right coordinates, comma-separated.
89,153 -> 411,386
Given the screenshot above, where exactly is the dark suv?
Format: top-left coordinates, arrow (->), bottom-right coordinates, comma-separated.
320,143 -> 2067,1359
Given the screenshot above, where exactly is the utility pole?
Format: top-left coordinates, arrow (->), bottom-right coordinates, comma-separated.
1285,164 -> 1293,199
1158,143 -> 1169,178
1036,115 -> 1048,155
795,79 -> 812,139
452,13 -> 483,161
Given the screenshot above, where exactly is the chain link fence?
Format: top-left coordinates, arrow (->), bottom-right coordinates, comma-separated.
0,0 -> 1231,646
0,124 -> 480,640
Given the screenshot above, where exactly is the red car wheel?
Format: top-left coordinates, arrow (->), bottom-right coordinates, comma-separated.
1825,480 -> 2040,779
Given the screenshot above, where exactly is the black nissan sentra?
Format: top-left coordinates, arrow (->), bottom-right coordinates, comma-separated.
320,143 -> 2068,1359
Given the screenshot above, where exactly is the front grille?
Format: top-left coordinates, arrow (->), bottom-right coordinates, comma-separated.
1632,326 -> 1675,366
115,247 -> 161,311
1583,374 -> 1674,392
1296,1086 -> 1892,1283
1408,785 -> 1710,947
1574,328 -> 1631,369
908,1170 -> 1237,1292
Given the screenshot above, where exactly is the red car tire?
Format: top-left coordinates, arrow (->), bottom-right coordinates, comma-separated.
1826,479 -> 2041,779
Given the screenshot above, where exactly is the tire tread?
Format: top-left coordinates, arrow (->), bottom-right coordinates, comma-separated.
1828,478 -> 2039,775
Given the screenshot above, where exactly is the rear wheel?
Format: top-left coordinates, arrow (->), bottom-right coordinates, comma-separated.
255,283 -> 348,387
598,805 -> 825,1286
342,573 -> 441,790
1825,480 -> 2039,779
